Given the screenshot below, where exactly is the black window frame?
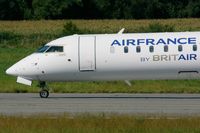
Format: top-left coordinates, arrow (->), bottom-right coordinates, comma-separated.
178,45 -> 183,52
35,45 -> 50,53
164,45 -> 168,52
124,46 -> 129,53
136,46 -> 141,53
149,46 -> 154,53
46,46 -> 64,53
193,45 -> 197,51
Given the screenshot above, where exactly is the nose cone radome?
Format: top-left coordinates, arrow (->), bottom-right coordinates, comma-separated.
6,54 -> 41,77
6,65 -> 18,76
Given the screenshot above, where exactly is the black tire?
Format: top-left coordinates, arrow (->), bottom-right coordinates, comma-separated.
39,90 -> 49,98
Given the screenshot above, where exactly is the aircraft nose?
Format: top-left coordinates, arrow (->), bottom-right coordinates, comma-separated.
6,54 -> 42,77
6,65 -> 18,76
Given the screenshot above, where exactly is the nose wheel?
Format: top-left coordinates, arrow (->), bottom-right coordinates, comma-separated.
38,81 -> 49,98
39,90 -> 49,98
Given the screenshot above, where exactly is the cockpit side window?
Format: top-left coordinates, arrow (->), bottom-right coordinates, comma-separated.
36,46 -> 50,53
46,46 -> 63,53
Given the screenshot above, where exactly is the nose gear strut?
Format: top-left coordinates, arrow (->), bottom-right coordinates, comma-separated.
38,81 -> 49,98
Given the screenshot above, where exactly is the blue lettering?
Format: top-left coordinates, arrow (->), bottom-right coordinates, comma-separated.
178,54 -> 186,60
167,38 -> 176,45
190,54 -> 197,60
178,54 -> 197,60
146,39 -> 155,45
111,37 -> 197,46
137,39 -> 145,45
122,40 -> 125,46
178,38 -> 187,44
156,39 -> 166,45
111,40 -> 121,46
188,37 -> 196,44
127,39 -> 135,46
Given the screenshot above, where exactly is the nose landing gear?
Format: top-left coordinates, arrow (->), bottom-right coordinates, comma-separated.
39,89 -> 49,98
39,81 -> 49,98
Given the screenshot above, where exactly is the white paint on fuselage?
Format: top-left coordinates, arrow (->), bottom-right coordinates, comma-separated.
6,32 -> 200,84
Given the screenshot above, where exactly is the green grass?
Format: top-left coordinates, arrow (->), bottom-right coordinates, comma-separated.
0,114 -> 200,133
1,19 -> 200,93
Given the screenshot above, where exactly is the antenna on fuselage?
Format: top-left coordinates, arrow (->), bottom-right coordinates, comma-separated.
124,80 -> 132,87
118,28 -> 125,34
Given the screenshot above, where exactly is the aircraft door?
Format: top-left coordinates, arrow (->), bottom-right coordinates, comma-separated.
79,36 -> 96,71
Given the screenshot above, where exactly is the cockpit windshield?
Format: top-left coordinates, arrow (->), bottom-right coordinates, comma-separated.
35,46 -> 63,53
46,46 -> 63,53
35,46 -> 50,53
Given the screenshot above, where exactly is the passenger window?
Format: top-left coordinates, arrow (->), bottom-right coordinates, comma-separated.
124,46 -> 128,53
46,46 -> 63,53
136,46 -> 141,53
110,46 -> 115,53
193,45 -> 197,51
164,45 -> 168,52
178,45 -> 183,52
149,46 -> 154,53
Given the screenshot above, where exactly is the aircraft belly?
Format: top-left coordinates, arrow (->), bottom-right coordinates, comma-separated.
38,68 -> 200,82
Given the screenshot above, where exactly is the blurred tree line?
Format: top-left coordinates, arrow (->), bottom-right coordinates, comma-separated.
0,0 -> 200,20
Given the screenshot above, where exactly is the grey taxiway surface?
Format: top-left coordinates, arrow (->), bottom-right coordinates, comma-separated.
1,93 -> 200,116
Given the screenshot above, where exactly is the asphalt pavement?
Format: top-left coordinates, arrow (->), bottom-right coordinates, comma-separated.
0,93 -> 200,116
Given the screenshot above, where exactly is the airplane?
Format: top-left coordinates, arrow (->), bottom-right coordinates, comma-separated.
6,29 -> 200,98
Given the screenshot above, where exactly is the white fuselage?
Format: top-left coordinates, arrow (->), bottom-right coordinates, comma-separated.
6,32 -> 200,85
